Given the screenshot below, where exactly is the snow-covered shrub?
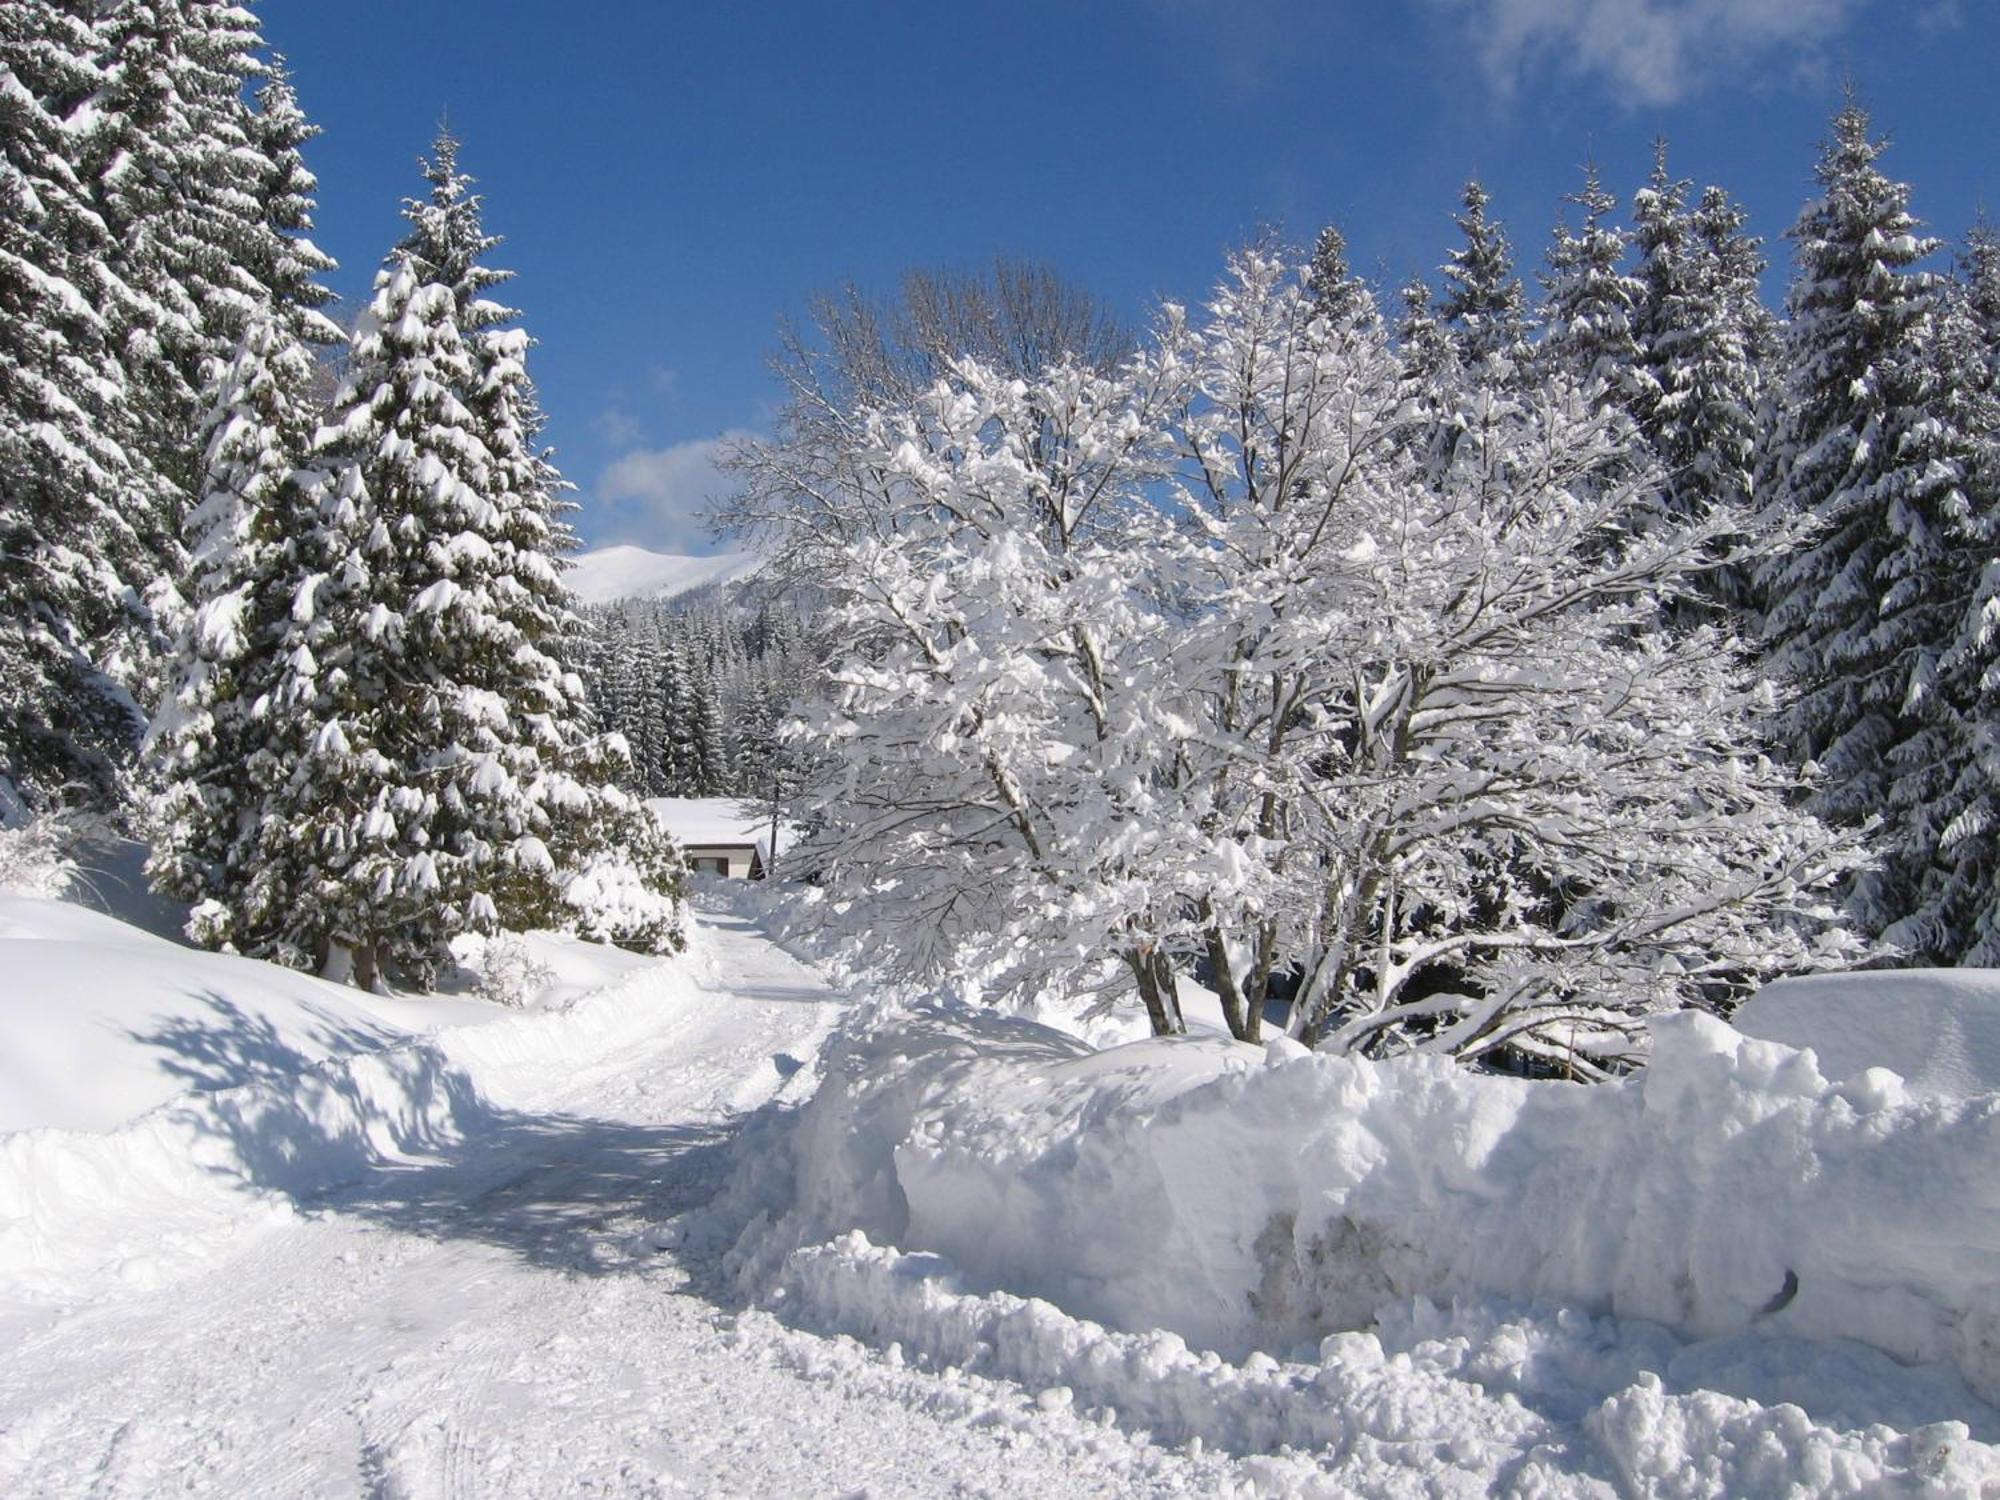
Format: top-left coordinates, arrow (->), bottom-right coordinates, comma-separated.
0,809 -> 84,899
450,931 -> 558,1007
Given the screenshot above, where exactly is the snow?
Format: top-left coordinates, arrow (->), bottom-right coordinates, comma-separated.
5,877 -> 1999,1495
565,544 -> 763,605
0,896 -> 496,1133
1736,966 -> 2000,1100
722,986 -> 2000,1489
647,794 -> 786,860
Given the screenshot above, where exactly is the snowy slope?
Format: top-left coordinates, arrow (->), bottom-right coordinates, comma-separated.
0,903 -> 1236,1497
564,544 -> 762,605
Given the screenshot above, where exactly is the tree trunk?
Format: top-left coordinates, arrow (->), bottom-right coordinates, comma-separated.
1128,947 -> 1186,1037
352,938 -> 381,995
1202,919 -> 1251,1041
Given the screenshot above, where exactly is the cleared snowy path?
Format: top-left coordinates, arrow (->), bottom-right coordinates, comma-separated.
0,912 -> 1221,1498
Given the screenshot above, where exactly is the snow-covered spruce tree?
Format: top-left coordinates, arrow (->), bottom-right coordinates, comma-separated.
1920,229 -> 2000,961
1305,223 -> 1368,325
1437,179 -> 1531,378
1538,164 -> 1643,407
1628,146 -> 1768,557
242,53 -> 343,352
1160,251 -> 1861,1073
143,312 -> 326,948
78,0 -> 272,499
280,138 -> 681,989
1758,101 -> 1984,959
144,33 -> 349,945
0,2 -> 162,813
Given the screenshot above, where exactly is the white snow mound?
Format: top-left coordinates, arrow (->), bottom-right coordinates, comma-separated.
0,893 -> 704,1306
0,896 -> 497,1134
1737,966 -> 2000,1101
732,999 -> 2000,1411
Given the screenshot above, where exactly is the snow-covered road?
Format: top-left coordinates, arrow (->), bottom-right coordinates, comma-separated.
0,912 -> 1223,1498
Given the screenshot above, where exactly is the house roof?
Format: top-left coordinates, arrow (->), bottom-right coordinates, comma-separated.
646,797 -> 787,861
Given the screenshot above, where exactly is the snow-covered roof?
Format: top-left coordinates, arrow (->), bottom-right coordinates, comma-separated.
566,545 -> 763,605
647,797 -> 783,858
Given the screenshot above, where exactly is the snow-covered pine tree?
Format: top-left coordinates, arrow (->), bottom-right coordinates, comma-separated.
287,136 -> 681,988
78,0 -> 269,509
144,311 -> 327,948
0,2 -> 162,814
1758,100 -> 1983,957
145,35 -> 350,944
1305,223 -> 1367,325
1922,229 -> 2000,960
1539,164 -> 1643,409
1437,179 -> 1530,377
1629,146 -> 1768,534
243,54 -> 342,352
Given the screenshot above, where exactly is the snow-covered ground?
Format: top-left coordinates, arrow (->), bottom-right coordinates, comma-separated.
5,872 -> 1999,1496
565,545 -> 762,605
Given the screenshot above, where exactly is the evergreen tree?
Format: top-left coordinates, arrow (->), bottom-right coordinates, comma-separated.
1630,149 -> 1767,530
80,0 -> 269,503
1437,179 -> 1529,374
263,136 -> 681,987
1305,223 -> 1367,325
1759,101 -> 1981,955
1926,229 -> 2000,960
244,54 -> 342,351
145,311 -> 328,947
0,2 -> 158,813
1539,164 -> 1642,405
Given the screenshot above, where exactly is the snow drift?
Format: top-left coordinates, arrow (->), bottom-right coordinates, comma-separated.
731,995 -> 2000,1411
1737,966 -> 2000,1101
0,894 -> 710,1306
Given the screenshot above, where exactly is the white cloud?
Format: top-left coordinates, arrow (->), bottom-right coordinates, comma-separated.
1433,0 -> 1866,105
592,429 -> 760,553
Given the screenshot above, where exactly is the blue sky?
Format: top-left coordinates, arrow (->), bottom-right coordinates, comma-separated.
263,0 -> 1996,555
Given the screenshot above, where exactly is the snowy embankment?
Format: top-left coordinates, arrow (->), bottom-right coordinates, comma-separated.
719,978 -> 2000,1492
0,891 -> 705,1306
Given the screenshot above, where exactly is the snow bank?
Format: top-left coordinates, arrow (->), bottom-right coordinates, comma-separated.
0,896 -> 496,1133
771,1233 -> 1994,1495
732,999 -> 2000,1411
1737,966 -> 2000,1101
0,1027 -> 483,1301
0,899 -> 709,1305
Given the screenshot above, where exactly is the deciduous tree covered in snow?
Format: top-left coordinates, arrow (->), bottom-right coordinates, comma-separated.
736,248 -> 1867,1072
